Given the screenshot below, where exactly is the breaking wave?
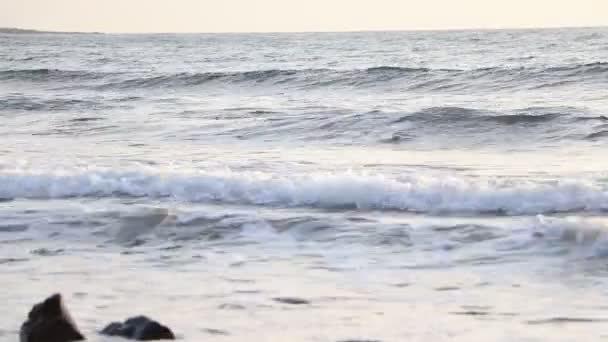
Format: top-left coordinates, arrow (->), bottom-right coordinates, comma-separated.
1,167 -> 608,215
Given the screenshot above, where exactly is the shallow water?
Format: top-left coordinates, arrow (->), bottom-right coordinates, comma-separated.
2,27 -> 608,341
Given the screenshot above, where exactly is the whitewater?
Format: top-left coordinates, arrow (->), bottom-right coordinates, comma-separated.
1,27 -> 608,341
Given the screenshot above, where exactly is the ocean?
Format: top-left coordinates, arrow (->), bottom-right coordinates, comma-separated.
1,27 -> 608,341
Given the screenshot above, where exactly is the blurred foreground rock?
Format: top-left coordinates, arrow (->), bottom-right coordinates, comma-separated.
101,316 -> 175,340
20,293 -> 85,342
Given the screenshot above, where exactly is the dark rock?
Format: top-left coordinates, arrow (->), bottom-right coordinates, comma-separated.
100,315 -> 175,340
31,248 -> 64,256
272,297 -> 310,305
450,310 -> 490,316
218,303 -> 246,310
0,257 -> 28,264
20,293 -> 85,342
202,328 -> 230,335
434,286 -> 460,292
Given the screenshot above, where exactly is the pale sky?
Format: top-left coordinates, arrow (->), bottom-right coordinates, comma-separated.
1,0 -> 607,33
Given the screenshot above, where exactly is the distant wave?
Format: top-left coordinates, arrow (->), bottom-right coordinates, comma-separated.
393,106 -> 573,125
1,97 -> 595,145
99,69 -> 305,90
365,66 -> 433,73
585,130 -> 608,140
101,62 -> 608,91
0,96 -> 103,112
0,93 -> 142,112
181,105 -> 592,145
574,115 -> 608,122
2,62 -> 606,91
1,167 -> 608,215
544,62 -> 608,76
0,68 -> 107,82
101,63 -> 608,91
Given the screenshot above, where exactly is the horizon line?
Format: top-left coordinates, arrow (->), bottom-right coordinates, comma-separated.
2,24 -> 607,35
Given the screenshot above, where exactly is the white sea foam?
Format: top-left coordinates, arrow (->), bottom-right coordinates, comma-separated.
1,167 -> 608,215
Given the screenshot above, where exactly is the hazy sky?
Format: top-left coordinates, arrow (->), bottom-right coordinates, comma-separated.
1,0 -> 607,33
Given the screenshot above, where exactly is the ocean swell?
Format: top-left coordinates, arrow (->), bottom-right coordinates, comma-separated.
2,62 -> 606,91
